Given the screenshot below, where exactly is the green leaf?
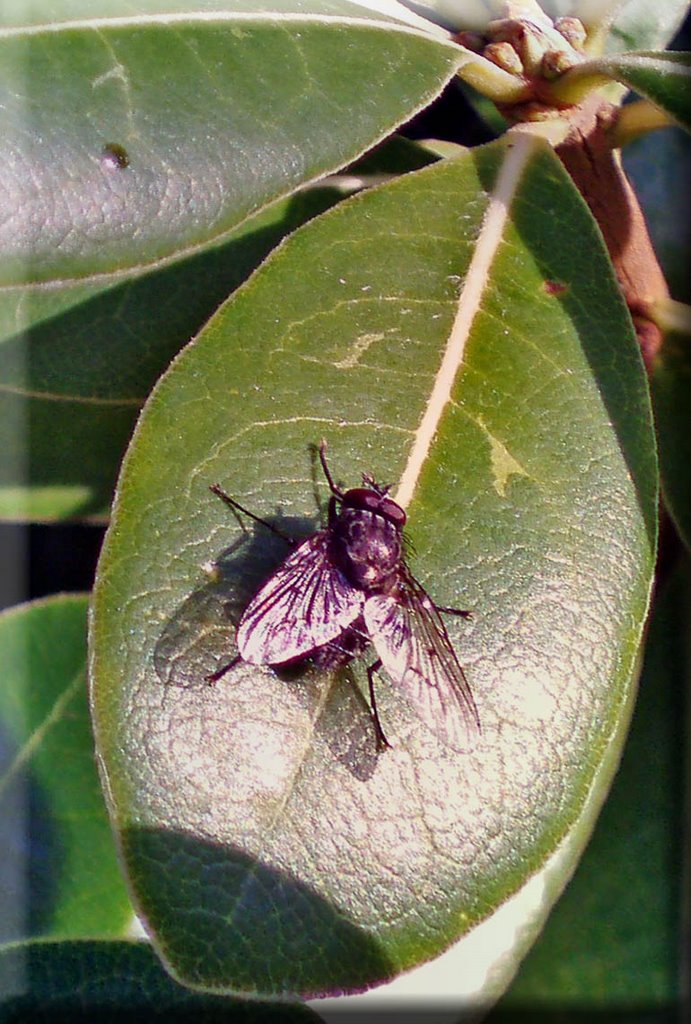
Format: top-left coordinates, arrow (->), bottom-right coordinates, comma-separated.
601,0 -> 690,52
1,2 -> 462,286
0,939 -> 321,1022
90,134 -> 657,997
492,566 -> 684,1011
0,595 -> 132,940
0,186 -> 351,521
571,51 -> 691,131
652,330 -> 691,553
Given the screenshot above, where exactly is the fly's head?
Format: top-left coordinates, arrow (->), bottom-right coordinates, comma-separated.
331,484 -> 406,592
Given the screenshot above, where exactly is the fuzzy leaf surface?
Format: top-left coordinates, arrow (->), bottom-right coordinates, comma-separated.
576,51 -> 691,130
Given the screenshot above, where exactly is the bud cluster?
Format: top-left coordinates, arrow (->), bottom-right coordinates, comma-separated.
456,10 -> 588,119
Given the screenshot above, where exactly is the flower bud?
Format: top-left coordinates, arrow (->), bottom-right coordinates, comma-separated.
485,41 -> 525,77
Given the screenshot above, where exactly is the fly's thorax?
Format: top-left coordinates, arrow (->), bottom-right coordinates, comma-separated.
330,506 -> 403,592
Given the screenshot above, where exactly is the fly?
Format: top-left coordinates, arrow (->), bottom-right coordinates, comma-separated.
207,442 -> 479,751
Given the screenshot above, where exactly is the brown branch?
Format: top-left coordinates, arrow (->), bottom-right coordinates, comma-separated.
555,95 -> 670,372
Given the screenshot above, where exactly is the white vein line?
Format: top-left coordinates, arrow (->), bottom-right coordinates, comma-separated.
0,667 -> 85,801
394,135 -> 535,509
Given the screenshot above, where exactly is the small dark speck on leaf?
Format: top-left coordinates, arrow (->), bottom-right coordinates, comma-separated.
101,143 -> 130,170
544,280 -> 569,296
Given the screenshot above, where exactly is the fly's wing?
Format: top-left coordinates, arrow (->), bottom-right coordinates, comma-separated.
364,570 -> 480,751
237,531 -> 364,665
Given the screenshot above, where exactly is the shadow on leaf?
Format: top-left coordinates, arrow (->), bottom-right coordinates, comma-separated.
123,826 -> 396,998
0,938 -> 321,1023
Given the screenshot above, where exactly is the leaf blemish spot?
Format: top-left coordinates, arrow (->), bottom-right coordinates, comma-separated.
475,416 -> 529,497
334,333 -> 386,370
544,280 -> 569,296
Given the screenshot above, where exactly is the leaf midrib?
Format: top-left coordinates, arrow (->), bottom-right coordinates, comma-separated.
394,133 -> 537,509
0,665 -> 86,800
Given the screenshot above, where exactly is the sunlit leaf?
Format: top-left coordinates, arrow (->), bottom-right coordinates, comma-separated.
599,0 -> 689,52
392,0 -> 688,52
90,133 -> 657,997
0,0 -> 461,286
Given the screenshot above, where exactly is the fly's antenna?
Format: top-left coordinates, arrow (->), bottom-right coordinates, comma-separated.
318,439 -> 345,499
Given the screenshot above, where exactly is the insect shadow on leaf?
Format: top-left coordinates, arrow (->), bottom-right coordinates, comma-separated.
153,512 -> 308,689
202,441 -> 479,755
154,481 -> 381,778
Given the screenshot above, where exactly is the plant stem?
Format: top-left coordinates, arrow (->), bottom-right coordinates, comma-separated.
554,95 -> 669,370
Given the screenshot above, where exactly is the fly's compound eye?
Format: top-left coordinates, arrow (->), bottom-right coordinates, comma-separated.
379,498 -> 406,526
343,488 -> 407,526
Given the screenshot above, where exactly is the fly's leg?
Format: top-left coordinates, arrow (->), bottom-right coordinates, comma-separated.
436,606 -> 472,618
366,659 -> 392,751
205,653 -> 241,685
207,485 -> 293,683
318,440 -> 345,500
209,484 -> 295,545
